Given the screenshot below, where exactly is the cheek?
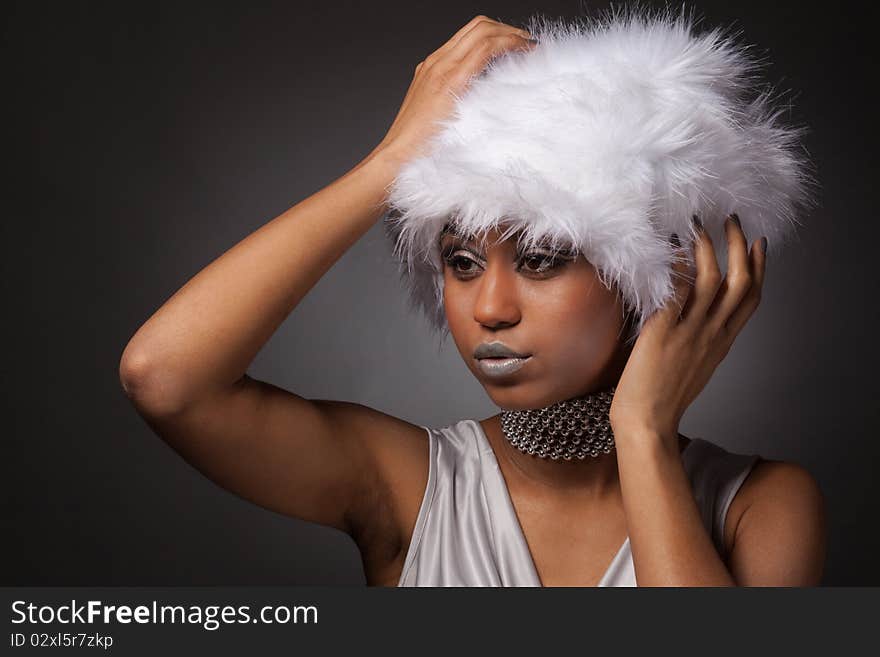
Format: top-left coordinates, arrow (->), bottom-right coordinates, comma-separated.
442,276 -> 463,325
442,279 -> 472,353
525,281 -> 623,370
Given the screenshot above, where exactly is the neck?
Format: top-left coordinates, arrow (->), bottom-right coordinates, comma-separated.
479,414 -> 690,499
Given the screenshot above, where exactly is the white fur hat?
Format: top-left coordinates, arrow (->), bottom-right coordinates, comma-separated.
382,4 -> 817,343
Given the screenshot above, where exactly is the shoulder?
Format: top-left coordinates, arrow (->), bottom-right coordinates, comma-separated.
739,459 -> 824,503
726,458 -> 827,586
732,459 -> 826,531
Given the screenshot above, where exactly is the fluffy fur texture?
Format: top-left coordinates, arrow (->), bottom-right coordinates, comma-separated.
382,3 -> 818,346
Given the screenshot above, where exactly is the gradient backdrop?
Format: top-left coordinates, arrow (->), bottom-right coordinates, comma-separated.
5,0 -> 877,585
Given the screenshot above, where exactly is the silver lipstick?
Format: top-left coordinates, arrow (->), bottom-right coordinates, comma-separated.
474,341 -> 532,378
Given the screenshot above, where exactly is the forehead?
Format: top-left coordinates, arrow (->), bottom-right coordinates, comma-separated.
438,222 -> 520,244
437,222 -> 576,254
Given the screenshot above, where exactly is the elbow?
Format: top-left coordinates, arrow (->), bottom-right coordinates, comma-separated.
118,345 -> 147,400
118,346 -> 189,418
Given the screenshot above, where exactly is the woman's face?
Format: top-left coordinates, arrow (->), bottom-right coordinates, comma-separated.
441,225 -> 630,410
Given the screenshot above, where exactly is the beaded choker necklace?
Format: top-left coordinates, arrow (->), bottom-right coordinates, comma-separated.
499,386 -> 616,460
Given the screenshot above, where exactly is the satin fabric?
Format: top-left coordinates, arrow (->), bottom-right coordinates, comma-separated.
397,419 -> 761,587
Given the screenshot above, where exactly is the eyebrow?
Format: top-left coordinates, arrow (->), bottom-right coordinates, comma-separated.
437,223 -> 476,251
438,222 -> 467,240
437,221 -> 580,259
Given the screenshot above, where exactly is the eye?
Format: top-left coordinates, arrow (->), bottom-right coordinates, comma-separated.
441,246 -> 574,279
442,249 -> 482,277
517,251 -> 573,275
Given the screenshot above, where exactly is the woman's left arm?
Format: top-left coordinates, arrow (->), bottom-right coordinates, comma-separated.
609,213 -> 827,586
615,431 -> 826,586
724,459 -> 826,585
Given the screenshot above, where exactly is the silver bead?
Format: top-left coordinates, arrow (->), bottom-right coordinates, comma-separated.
499,386 -> 616,461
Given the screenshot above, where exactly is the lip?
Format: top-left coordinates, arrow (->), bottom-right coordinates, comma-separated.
475,356 -> 532,378
473,341 -> 531,359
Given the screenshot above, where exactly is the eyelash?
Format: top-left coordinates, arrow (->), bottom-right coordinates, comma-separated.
441,248 -> 573,278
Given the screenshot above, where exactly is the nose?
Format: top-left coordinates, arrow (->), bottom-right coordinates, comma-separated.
472,259 -> 522,328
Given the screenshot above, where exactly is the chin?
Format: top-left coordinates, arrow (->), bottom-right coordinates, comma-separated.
484,374 -> 615,410
481,381 -> 566,411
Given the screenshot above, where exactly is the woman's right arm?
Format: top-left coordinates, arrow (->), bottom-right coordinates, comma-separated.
119,148 -> 413,539
118,16 -> 536,545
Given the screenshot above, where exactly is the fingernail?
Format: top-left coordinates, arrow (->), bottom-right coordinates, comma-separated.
760,236 -> 768,255
728,213 -> 741,228
670,232 -> 680,247
692,214 -> 703,231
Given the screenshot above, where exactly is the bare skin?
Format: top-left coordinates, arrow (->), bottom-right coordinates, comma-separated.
119,15 -> 826,587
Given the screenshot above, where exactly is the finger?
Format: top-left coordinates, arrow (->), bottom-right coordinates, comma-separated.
447,31 -> 537,89
435,16 -> 499,58
648,233 -> 695,333
441,20 -> 534,67
426,16 -> 530,68
679,213 -> 723,328
416,16 -> 493,76
406,19 -> 513,116
705,214 -> 754,335
724,235 -> 767,337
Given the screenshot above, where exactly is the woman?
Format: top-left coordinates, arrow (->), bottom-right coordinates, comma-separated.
119,10 -> 826,586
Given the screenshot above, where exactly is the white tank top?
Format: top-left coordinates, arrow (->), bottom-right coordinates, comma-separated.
398,419 -> 761,586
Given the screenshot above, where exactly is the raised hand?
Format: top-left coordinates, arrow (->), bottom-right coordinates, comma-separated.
608,213 -> 768,448
374,15 -> 536,169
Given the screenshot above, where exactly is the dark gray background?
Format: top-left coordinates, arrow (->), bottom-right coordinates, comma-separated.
5,0 -> 876,585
